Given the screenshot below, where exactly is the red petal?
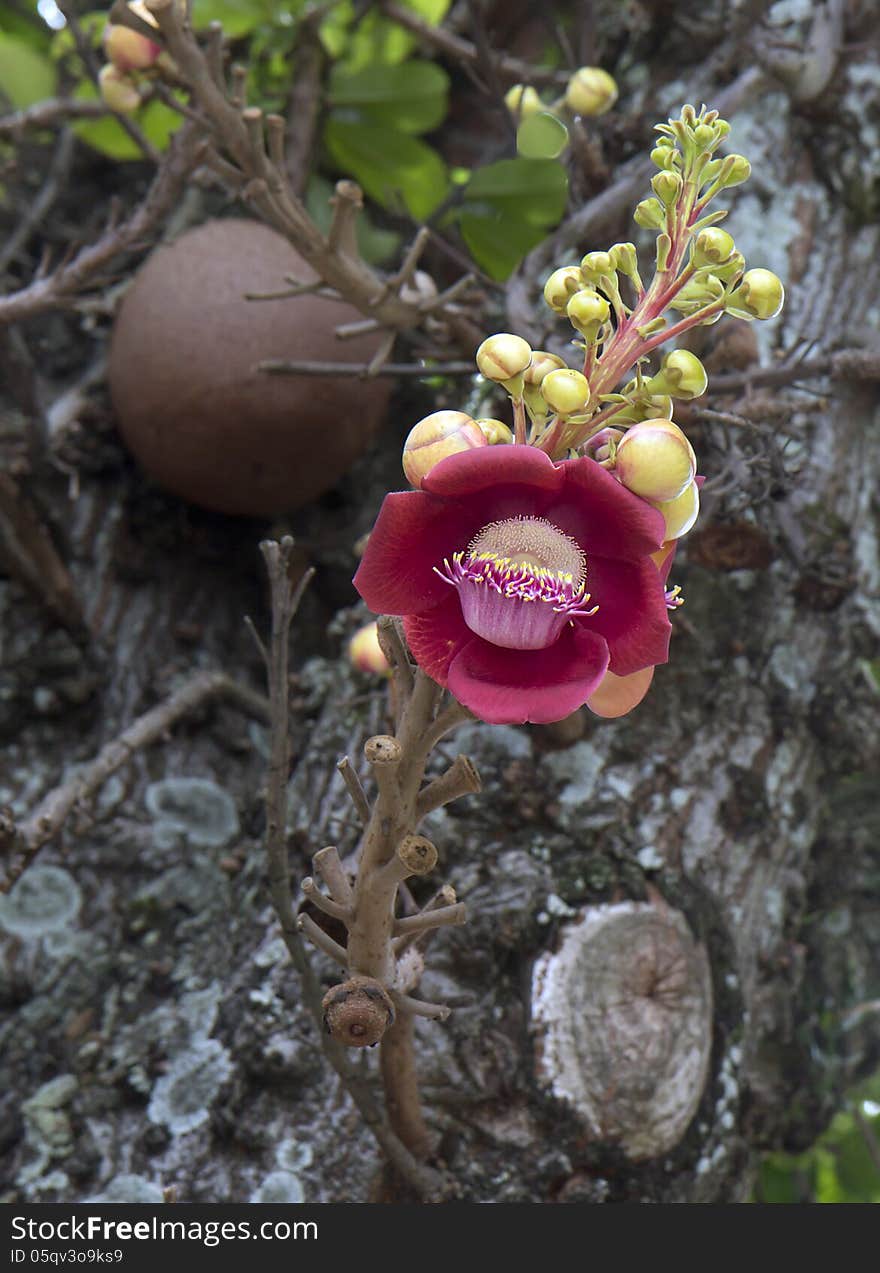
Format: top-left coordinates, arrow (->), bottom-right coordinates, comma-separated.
551,456 -> 666,559
353,490 -> 478,616
581,556 -> 671,676
587,666 -> 655,718
422,443 -> 563,499
403,594 -> 471,686
447,626 -> 609,725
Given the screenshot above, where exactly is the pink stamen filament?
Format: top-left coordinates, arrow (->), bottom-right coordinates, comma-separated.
434,553 -> 599,621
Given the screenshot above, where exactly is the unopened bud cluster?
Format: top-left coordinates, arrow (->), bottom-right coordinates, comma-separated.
99,1 -> 169,114
397,104 -> 785,564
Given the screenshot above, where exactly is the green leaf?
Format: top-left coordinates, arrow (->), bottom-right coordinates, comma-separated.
72,80 -> 182,161
191,0 -> 285,39
516,111 -> 568,160
321,0 -> 451,70
323,117 -> 448,219
306,174 -> 400,265
0,32 -> 56,109
329,60 -> 449,134
457,158 -> 568,279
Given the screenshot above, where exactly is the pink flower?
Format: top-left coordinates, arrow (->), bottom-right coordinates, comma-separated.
354,445 -> 672,725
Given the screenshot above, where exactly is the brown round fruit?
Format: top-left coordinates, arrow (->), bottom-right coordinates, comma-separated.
108,218 -> 392,516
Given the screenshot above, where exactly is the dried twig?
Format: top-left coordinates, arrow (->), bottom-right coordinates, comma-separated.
0,123 -> 204,327
0,473 -> 85,635
0,99 -> 108,139
257,537 -> 450,1200
259,358 -> 475,378
1,670 -> 269,893
379,0 -> 570,86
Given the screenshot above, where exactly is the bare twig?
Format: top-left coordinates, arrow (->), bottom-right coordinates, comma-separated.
141,0 -> 457,341
336,757 -> 372,825
1,670 -> 268,892
0,129 -> 76,275
0,123 -> 203,327
379,0 -> 570,86
258,359 -> 475,378
0,473 -> 85,635
257,537 -> 449,1200
0,98 -> 108,139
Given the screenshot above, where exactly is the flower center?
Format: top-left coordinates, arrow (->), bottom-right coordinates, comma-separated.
434,516 -> 597,650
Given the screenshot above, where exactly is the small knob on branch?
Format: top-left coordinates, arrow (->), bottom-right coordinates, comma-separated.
322,975 -> 395,1048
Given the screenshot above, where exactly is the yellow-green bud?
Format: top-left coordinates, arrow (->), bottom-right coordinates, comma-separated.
579,250 -> 614,282
541,368 -> 591,416
633,198 -> 666,230
720,154 -> 751,187
671,273 -> 725,313
650,478 -> 700,541
523,351 -> 567,387
614,418 -> 696,502
504,83 -> 543,119
475,333 -> 533,385
651,169 -> 683,205
348,621 -> 391,677
543,266 -> 584,313
692,123 -> 717,151
729,268 -> 785,320
566,289 -> 610,337
645,349 -> 708,401
564,66 -> 618,117
98,64 -> 141,114
708,252 -> 743,284
474,417 -> 514,445
692,227 -> 736,268
651,144 -> 678,170
609,242 -> 639,277
402,410 -> 487,487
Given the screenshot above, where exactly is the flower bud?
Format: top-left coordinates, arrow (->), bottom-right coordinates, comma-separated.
651,169 -> 683,205
564,66 -> 618,117
104,28 -> 161,74
524,351 -> 567,387
566,288 -> 610,337
728,268 -> 785,320
348,621 -> 391,676
541,368 -> 590,416
723,153 -> 750,185
692,227 -> 736,268
543,266 -> 584,313
609,242 -> 639,277
584,426 -> 624,462
633,198 -> 666,229
614,418 -> 696,502
474,417 -> 514,445
579,250 -> 614,282
402,410 -> 487,487
645,349 -> 708,401
523,351 -> 567,421
703,153 -> 750,189
650,478 -> 700,540
98,64 -> 141,114
475,334 -> 533,390
692,123 -> 717,151
711,250 -> 745,282
651,144 -> 678,170
505,83 -> 543,118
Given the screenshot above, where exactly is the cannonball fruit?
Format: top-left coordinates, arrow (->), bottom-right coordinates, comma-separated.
108,218 -> 392,516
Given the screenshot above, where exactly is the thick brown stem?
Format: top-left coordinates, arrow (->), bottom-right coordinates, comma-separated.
380,1014 -> 433,1160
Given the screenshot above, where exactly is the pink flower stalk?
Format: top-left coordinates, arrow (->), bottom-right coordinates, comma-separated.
354,445 -> 674,724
